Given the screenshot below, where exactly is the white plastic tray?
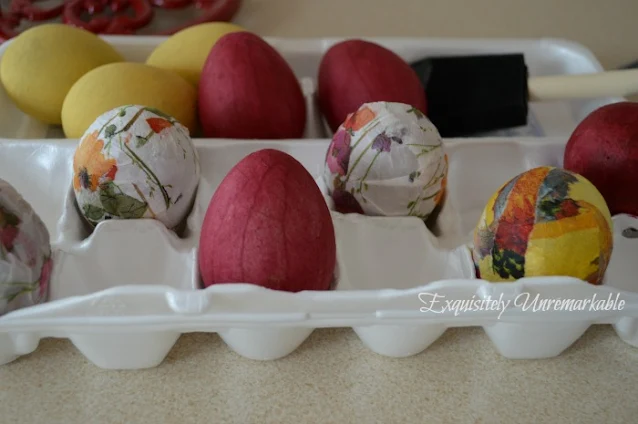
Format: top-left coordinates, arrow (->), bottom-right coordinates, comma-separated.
1,136 -> 637,369
0,35 -> 624,139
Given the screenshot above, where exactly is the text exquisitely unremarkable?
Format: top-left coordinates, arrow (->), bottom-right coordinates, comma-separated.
417,292 -> 625,319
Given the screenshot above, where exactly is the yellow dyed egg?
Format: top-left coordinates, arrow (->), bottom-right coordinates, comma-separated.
473,166 -> 613,285
145,22 -> 245,86
61,62 -> 197,138
0,24 -> 123,125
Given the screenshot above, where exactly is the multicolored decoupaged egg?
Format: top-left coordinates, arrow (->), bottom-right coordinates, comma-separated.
72,105 -> 200,230
0,179 -> 52,315
473,166 -> 613,285
322,101 -> 448,219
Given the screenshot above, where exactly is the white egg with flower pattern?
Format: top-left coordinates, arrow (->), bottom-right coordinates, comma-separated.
72,105 -> 200,230
0,178 -> 52,315
322,101 -> 448,219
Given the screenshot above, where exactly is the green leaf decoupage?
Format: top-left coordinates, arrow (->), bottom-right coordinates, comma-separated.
407,106 -> 425,119
82,204 -> 106,222
104,124 -> 116,138
99,181 -> 148,219
405,153 -> 448,218
143,107 -> 177,122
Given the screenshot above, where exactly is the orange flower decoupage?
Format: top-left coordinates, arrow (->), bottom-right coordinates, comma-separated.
322,102 -> 447,220
0,178 -> 52,315
73,131 -> 118,192
343,106 -> 376,132
72,105 -> 200,230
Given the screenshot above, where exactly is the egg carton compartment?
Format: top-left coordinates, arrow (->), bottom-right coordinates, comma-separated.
2,136 -> 638,369
0,35 -> 624,140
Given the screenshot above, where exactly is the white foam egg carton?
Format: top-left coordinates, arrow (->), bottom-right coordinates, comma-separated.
0,36 -> 635,369
1,136 -> 638,369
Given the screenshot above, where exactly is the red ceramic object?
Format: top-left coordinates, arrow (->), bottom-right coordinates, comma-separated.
0,0 -> 242,42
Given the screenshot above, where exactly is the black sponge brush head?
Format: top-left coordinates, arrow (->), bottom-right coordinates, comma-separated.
411,53 -> 530,137
411,53 -> 638,138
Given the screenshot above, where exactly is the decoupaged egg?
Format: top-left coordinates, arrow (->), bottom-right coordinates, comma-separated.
473,166 -> 613,285
72,105 -> 200,230
322,101 -> 447,219
0,179 -> 52,315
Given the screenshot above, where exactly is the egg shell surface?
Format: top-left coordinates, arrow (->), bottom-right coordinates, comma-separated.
199,149 -> 336,292
0,178 -> 52,315
473,166 -> 613,285
318,39 -> 427,133
62,62 -> 197,139
322,101 -> 447,220
198,32 -> 307,139
72,105 -> 200,230
563,101 -> 638,216
145,22 -> 245,86
0,23 -> 123,125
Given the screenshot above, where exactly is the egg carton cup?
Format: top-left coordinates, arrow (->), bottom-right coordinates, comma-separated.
0,35 -> 625,140
1,136 -> 638,370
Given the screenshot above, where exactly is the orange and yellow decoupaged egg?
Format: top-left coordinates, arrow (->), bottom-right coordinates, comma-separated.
473,166 -> 613,285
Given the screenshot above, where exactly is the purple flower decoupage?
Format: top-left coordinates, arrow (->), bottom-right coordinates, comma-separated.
326,128 -> 352,176
323,102 -> 447,219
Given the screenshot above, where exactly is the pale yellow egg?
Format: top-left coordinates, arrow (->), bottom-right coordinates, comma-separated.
61,62 -> 197,138
0,24 -> 123,125
145,22 -> 246,87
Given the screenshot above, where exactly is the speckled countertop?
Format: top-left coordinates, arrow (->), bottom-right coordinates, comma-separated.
2,1 -> 638,423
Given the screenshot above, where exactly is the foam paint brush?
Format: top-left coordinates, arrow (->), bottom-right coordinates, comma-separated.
411,53 -> 638,137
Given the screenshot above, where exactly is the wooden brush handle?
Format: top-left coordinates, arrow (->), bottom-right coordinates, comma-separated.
528,69 -> 638,101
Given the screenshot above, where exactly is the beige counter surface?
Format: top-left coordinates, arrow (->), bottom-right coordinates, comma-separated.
3,1 -> 638,423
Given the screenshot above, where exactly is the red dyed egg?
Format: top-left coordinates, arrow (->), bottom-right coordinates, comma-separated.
199,149 -> 336,292
564,101 -> 638,216
198,32 -> 307,139
318,39 -> 427,132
